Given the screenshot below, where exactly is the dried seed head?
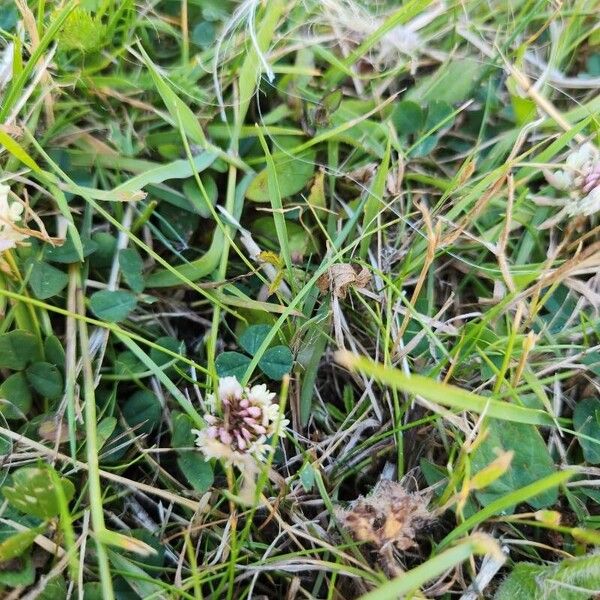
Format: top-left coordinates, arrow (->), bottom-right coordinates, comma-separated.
336,480 -> 432,552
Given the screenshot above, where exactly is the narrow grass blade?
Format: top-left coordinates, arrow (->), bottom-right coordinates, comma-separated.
439,469 -> 574,548
336,351 -> 563,427
360,138 -> 390,258
359,535 -> 499,600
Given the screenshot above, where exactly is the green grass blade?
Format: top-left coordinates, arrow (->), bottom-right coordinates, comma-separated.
336,351 -> 564,427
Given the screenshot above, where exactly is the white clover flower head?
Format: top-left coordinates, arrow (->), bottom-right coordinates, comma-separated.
544,143 -> 600,220
547,143 -> 599,190
194,376 -> 287,468
0,184 -> 29,252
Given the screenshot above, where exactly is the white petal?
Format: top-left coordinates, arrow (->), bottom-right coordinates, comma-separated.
248,383 -> 275,406
566,143 -> 597,170
218,376 -> 243,401
578,187 -> 600,216
8,201 -> 23,222
0,184 -> 10,220
544,169 -> 573,190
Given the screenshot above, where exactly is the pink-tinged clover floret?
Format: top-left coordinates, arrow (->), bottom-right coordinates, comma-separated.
193,376 -> 288,470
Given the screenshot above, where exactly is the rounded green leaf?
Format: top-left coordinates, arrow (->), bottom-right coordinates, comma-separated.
0,330 -> 39,370
44,335 -> 65,368
246,148 -> 316,202
470,421 -> 557,511
215,351 -> 251,380
122,390 -> 161,435
391,100 -> 424,136
25,362 -> 63,399
259,345 -> 293,380
44,236 -> 97,264
176,453 -> 214,492
2,467 -> 75,519
119,248 -> 145,293
28,261 -> 69,300
89,232 -> 116,269
239,324 -> 271,355
150,336 -> 184,373
191,21 -> 215,48
0,553 -> 35,587
183,174 -> 217,218
0,526 -> 44,561
89,290 -> 137,322
0,372 -> 32,419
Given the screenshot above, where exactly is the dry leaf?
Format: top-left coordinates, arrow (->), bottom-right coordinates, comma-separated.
316,263 -> 371,299
38,419 -> 71,444
336,480 -> 432,551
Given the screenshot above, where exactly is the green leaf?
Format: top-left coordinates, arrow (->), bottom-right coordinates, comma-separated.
495,554 -> 600,600
574,398 -> 600,464
2,467 -> 75,519
0,3 -> 18,31
0,553 -> 35,587
409,134 -> 439,158
471,421 -> 557,511
25,362 -> 63,399
406,57 -> 484,104
0,372 -> 32,419
0,330 -> 39,370
107,550 -> 165,599
172,413 -> 214,492
150,336 -> 184,373
43,236 -> 97,264
0,526 -> 44,561
96,416 -> 117,451
158,203 -> 200,241
57,7 -> 106,52
359,536 -> 493,600
176,452 -> 214,492
259,345 -> 293,380
37,575 -> 67,600
119,248 -> 145,293
360,138 -> 390,258
239,324 -> 271,355
28,261 -> 69,300
494,563 -> 542,600
215,351 -> 252,380
44,335 -> 66,368
124,530 -> 165,569
172,412 -> 195,448
409,100 -> 454,157
246,141 -> 316,202
113,152 -> 217,195
191,21 -> 215,48
440,470 -> 573,549
139,45 -> 207,147
82,582 -> 103,600
89,290 -> 137,322
391,100 -> 424,135
122,390 -> 161,435
337,352 -> 560,427
183,174 -> 217,218
89,232 -> 116,268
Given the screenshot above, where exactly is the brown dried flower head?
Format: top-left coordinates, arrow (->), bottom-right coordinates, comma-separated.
336,480 -> 432,551
317,263 -> 371,299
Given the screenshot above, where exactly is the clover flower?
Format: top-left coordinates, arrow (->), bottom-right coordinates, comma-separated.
544,143 -> 600,218
193,376 -> 287,469
0,184 -> 29,252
